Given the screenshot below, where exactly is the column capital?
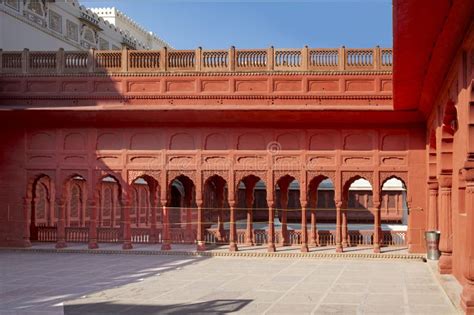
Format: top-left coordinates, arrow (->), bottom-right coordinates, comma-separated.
461,167 -> 474,183
438,175 -> 452,189
428,181 -> 439,190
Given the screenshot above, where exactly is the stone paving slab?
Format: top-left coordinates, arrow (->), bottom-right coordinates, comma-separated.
0,251 -> 459,315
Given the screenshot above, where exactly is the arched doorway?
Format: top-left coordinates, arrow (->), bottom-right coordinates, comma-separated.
168,175 -> 195,244
29,175 -> 54,242
203,175 -> 228,244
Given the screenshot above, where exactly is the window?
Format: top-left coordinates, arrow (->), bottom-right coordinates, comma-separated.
49,10 -> 62,33
66,20 -> 79,42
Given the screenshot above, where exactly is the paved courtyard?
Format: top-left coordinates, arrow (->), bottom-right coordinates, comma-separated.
0,251 -> 458,315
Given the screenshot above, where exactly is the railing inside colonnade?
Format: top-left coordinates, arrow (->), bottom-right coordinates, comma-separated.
0,46 -> 392,74
35,206 -> 407,248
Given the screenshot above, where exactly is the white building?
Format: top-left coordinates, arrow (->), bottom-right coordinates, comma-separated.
0,0 -> 170,51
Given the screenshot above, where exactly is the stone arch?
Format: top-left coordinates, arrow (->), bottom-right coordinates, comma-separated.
96,174 -> 122,228
27,174 -> 54,242
130,174 -> 160,228
205,133 -> 227,150
203,174 -> 228,241
380,176 -> 408,225
170,133 -> 195,150
63,174 -> 87,227
168,174 -> 195,229
64,132 -> 86,150
237,133 -> 266,150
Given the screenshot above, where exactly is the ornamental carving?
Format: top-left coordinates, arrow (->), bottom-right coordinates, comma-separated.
306,171 -> 336,186
127,170 -> 161,184
342,171 -> 374,188
379,171 -> 408,190
202,170 -> 229,185
167,170 -> 196,185
234,170 -> 268,187
273,171 -> 301,184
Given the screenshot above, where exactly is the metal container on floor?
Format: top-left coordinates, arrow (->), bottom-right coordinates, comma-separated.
425,230 -> 441,260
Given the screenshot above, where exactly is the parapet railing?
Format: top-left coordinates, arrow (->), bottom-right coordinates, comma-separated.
0,46 -> 392,74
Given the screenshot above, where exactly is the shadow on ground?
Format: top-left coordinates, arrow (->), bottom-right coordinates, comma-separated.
64,299 -> 252,314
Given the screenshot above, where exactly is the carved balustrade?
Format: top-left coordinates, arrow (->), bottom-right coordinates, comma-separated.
0,47 -> 392,74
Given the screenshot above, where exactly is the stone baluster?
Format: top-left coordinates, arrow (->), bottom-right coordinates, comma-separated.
438,176 -> 453,274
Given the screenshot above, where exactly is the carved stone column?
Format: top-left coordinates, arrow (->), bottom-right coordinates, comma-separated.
342,201 -> 349,247
373,200 -> 381,253
149,190 -> 158,244
122,192 -> 132,250
55,198 -> 67,249
267,200 -> 276,252
184,192 -> 193,243
461,167 -> 474,314
161,199 -> 171,250
335,200 -> 343,253
245,186 -> 255,246
300,200 -> 309,252
438,176 -> 453,274
309,189 -> 318,247
88,198 -> 98,249
215,183 -> 225,241
280,185 -> 289,246
427,181 -> 439,231
23,197 -> 32,247
196,199 -> 206,251
229,201 -> 238,252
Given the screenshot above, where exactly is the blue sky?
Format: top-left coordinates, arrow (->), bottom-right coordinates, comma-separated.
81,0 -> 393,49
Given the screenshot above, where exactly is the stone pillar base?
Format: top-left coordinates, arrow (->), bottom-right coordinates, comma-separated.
88,242 -> 98,249
336,245 -> 343,253
462,282 -> 474,315
245,241 -> 254,246
55,241 -> 67,249
229,242 -> 238,252
122,242 -> 133,250
161,243 -> 172,251
267,243 -> 276,252
373,245 -> 381,253
196,241 -> 206,251
438,253 -> 453,274
301,244 -> 309,253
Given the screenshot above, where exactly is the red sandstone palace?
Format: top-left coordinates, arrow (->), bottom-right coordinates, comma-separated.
0,0 -> 473,313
